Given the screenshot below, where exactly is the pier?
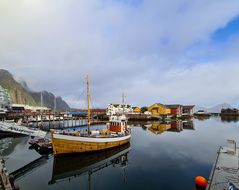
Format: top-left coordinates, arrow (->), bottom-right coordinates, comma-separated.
207,140 -> 239,190
4,111 -> 104,130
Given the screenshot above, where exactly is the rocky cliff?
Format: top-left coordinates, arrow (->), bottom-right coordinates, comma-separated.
0,69 -> 70,111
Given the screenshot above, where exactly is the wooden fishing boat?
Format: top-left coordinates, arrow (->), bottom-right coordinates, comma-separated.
51,76 -> 131,155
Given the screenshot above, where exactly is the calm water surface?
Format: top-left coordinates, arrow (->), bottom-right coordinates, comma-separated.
1,117 -> 238,190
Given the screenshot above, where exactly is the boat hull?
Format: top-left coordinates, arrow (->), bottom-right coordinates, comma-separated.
51,133 -> 131,155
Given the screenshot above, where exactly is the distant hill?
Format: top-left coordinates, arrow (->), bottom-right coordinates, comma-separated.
195,103 -> 234,113
207,103 -> 234,113
0,69 -> 70,111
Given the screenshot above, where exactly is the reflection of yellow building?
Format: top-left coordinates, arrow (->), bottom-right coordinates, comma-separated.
148,122 -> 171,135
133,107 -> 141,113
148,103 -> 170,116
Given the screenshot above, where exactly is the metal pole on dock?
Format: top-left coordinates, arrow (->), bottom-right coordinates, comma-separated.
63,116 -> 65,128
48,114 -> 51,130
58,116 -> 61,129
40,114 -> 43,129
36,116 -> 38,127
26,115 -> 29,127
40,91 -> 43,128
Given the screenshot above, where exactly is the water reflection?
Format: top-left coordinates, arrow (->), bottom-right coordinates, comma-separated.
1,118 -> 238,190
221,115 -> 239,123
0,137 -> 28,157
49,143 -> 131,186
143,120 -> 194,135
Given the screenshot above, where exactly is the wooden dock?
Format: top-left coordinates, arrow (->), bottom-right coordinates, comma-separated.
207,141 -> 239,190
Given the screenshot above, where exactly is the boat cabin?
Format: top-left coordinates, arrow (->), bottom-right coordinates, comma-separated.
107,115 -> 128,133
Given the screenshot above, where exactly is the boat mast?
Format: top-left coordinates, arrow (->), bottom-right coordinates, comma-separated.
87,75 -> 91,136
40,91 -> 43,126
54,96 -> 56,113
122,93 -> 125,114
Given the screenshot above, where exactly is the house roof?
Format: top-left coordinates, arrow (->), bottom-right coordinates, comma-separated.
183,105 -> 195,109
149,103 -> 166,107
165,104 -> 182,108
109,104 -> 131,108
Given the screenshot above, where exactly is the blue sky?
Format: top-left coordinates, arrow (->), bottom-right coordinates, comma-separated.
212,15 -> 239,43
0,0 -> 239,108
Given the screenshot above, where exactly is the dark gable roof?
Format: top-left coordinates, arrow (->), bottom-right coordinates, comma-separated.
110,104 -> 131,108
183,105 -> 195,109
111,104 -> 120,106
165,104 -> 182,108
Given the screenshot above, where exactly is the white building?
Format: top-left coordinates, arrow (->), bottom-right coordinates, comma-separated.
106,103 -> 133,116
0,85 -> 11,112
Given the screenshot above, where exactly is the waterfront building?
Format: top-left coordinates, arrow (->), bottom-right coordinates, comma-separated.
182,105 -> 194,116
0,85 -> 11,112
144,111 -> 152,115
133,107 -> 141,113
106,103 -> 133,116
165,104 -> 183,117
148,103 -> 171,116
164,105 -> 194,117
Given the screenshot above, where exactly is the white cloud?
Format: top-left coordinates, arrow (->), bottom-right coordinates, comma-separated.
0,0 -> 239,108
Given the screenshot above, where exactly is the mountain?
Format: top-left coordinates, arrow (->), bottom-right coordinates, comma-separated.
30,91 -> 70,111
0,69 -> 38,106
0,69 -> 70,111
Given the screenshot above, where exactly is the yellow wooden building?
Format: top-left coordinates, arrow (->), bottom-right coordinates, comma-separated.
148,103 -> 171,116
133,107 -> 141,113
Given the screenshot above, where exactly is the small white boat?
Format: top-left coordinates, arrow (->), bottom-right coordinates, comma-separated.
194,110 -> 211,117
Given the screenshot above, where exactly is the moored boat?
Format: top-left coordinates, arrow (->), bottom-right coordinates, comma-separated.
51,76 -> 131,156
194,110 -> 211,116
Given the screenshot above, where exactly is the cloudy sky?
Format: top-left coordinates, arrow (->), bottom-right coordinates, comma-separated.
1,0 -> 239,108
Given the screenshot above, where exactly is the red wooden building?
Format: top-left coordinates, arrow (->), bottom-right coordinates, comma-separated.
165,105 -> 183,117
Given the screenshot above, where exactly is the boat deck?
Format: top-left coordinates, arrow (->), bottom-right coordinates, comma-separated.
207,145 -> 239,190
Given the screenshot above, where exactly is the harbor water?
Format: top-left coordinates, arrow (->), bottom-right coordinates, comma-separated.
0,117 -> 238,190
